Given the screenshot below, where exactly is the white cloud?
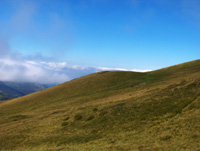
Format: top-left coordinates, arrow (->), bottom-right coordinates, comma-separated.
0,57 -> 151,84
130,69 -> 152,72
0,58 -> 70,84
96,67 -> 127,71
96,67 -> 151,72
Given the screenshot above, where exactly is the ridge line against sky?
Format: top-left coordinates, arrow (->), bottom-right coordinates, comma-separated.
0,55 -> 151,84
0,0 -> 199,84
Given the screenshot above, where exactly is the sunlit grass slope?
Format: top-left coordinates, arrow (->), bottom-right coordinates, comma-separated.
0,59 -> 200,151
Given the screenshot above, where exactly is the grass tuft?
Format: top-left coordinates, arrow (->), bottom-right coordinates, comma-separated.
74,114 -> 83,120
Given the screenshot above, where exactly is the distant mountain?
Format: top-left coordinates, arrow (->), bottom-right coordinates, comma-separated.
0,90 -> 13,100
0,81 -> 52,101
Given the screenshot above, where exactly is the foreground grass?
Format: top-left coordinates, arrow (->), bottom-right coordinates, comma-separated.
0,59 -> 200,151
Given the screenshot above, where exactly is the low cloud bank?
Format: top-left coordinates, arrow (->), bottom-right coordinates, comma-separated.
0,58 -> 151,84
0,57 -> 151,84
96,67 -> 151,72
0,58 -> 68,84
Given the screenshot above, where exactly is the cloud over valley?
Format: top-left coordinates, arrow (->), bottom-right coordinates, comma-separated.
0,55 -> 151,84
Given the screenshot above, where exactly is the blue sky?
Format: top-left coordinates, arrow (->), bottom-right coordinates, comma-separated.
0,0 -> 200,83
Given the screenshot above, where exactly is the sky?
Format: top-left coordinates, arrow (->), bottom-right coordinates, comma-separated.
0,0 -> 199,84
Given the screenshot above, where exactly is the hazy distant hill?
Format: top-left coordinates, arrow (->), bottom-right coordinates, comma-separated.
0,60 -> 199,151
0,81 -> 52,101
0,90 -> 13,100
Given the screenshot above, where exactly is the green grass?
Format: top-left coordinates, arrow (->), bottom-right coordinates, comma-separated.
0,59 -> 200,151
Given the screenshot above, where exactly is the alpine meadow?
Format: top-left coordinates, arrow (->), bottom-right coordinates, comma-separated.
0,59 -> 199,151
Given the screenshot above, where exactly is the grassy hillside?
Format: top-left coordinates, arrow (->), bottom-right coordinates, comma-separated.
0,59 -> 199,151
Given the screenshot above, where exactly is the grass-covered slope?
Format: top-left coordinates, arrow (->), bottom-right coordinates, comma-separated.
0,59 -> 199,151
